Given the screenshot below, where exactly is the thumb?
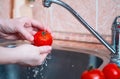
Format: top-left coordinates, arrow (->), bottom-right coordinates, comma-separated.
38,46 -> 52,54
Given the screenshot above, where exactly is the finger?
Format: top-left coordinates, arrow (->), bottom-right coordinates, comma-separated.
30,19 -> 45,30
4,35 -> 18,40
30,31 -> 37,36
19,29 -> 34,41
43,27 -> 52,33
30,19 -> 52,33
38,46 -> 52,54
40,53 -> 49,64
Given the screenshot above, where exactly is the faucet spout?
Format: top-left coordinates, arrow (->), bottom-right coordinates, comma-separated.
43,0 -> 52,7
42,0 -> 116,54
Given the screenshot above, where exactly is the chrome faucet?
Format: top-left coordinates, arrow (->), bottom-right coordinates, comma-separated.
42,0 -> 120,66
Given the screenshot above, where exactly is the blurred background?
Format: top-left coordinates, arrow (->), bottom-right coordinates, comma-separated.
0,0 -> 120,44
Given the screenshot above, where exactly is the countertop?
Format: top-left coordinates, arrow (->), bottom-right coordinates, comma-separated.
0,39 -> 111,69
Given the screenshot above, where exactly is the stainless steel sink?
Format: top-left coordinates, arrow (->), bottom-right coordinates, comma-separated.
0,49 -> 103,79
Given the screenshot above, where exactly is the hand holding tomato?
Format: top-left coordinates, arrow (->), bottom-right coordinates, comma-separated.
34,30 -> 53,46
102,63 -> 120,79
81,68 -> 105,79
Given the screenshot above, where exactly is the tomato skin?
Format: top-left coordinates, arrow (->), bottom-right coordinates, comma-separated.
102,63 -> 120,79
81,69 -> 105,79
34,30 -> 53,46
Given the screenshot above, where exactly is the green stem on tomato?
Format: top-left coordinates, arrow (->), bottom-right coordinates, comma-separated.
42,31 -> 46,36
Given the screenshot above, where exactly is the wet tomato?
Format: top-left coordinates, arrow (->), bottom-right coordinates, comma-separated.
34,30 -> 53,46
81,69 -> 105,79
102,63 -> 120,79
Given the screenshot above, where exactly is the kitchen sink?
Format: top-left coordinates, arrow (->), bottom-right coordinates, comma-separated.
0,49 -> 103,79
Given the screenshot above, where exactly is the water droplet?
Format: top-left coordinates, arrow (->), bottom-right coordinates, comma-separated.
26,54 -> 52,79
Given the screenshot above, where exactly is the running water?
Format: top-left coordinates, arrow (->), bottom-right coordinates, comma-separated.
26,54 -> 52,79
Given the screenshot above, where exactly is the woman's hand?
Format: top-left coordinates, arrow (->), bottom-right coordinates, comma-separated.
10,44 -> 52,66
0,17 -> 51,42
0,17 -> 53,66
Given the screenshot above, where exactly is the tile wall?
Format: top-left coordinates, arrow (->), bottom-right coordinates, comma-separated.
32,0 -> 119,43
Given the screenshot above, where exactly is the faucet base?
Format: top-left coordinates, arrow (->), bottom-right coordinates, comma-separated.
110,55 -> 120,67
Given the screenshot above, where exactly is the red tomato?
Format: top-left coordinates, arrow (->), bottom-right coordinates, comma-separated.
102,63 -> 120,79
81,69 -> 105,79
34,30 -> 53,46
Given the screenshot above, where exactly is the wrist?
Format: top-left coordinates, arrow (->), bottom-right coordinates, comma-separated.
0,47 -> 19,64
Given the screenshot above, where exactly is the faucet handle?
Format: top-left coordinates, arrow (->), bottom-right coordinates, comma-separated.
111,16 -> 120,52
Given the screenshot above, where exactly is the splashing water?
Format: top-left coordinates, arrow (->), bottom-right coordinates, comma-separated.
26,54 -> 52,79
